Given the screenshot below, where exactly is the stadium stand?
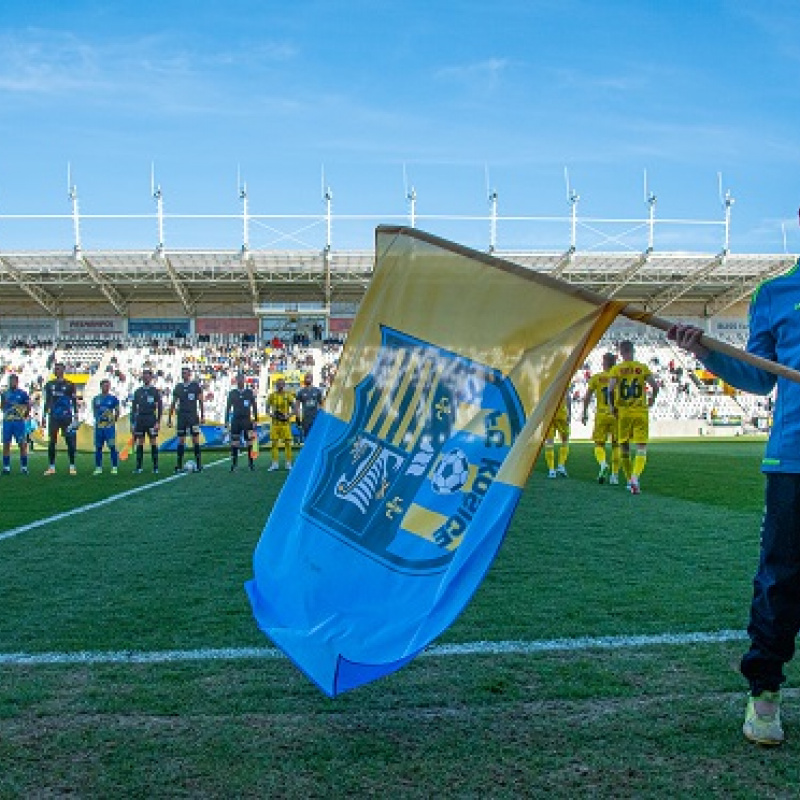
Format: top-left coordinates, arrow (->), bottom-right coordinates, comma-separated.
0,224 -> 787,438
1,329 -> 768,439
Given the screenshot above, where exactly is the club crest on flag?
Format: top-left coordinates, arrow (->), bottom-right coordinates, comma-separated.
304,326 -> 525,574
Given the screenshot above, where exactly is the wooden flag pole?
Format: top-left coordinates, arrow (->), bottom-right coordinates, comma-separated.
622,308 -> 800,386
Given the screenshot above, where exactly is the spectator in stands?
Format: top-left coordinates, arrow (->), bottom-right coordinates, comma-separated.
670,263 -> 800,747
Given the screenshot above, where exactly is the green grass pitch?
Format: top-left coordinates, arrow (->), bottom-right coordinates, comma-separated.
3,439 -> 800,796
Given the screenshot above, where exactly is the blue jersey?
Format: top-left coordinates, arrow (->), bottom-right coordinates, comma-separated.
702,259 -> 800,473
1,387 -> 30,421
93,393 -> 120,429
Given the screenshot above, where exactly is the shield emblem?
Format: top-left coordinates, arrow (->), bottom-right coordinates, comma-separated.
304,326 -> 524,574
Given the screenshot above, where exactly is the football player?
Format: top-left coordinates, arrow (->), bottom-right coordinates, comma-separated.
42,362 -> 78,476
544,390 -> 571,478
1,373 -> 31,475
92,378 -> 120,475
608,340 -> 660,494
266,377 -> 295,471
581,353 -> 621,485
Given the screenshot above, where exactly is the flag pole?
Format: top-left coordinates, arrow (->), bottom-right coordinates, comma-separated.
621,307 -> 800,385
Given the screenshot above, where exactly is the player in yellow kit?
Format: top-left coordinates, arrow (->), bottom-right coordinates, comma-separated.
581,352 -> 621,485
544,391 -> 571,478
267,378 -> 296,471
608,340 -> 659,494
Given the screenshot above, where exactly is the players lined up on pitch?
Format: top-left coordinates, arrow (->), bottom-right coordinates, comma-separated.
1,365 -> 325,476
562,339 -> 659,494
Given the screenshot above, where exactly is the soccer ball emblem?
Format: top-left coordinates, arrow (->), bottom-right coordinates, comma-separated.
184,459 -> 197,473
430,449 -> 470,495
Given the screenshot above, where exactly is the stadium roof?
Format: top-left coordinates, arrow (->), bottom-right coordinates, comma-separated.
0,245 -> 796,319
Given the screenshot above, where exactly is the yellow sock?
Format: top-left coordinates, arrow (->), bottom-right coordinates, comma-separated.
558,445 -> 570,467
593,445 -> 607,466
545,446 -> 555,470
621,455 -> 632,480
611,445 -> 621,474
271,443 -> 280,462
633,452 -> 647,478
285,443 -> 293,464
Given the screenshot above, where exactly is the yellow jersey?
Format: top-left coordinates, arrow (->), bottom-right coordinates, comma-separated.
587,371 -> 614,416
609,360 -> 652,411
267,390 -> 295,421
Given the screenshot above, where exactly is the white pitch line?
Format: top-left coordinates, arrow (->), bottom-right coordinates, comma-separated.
0,456 -> 231,544
0,630 -> 748,667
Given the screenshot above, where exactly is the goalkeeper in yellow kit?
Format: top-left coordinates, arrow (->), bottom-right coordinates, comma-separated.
266,378 -> 296,471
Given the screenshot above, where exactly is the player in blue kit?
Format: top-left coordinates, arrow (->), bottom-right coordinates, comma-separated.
42,362 -> 79,476
671,237 -> 800,747
92,379 -> 120,475
1,373 -> 31,475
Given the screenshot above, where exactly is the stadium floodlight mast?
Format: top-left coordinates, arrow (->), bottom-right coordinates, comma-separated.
718,172 -> 735,255
151,162 -> 164,254
321,166 -> 333,252
403,164 -> 417,228
67,162 -> 82,258
238,166 -> 250,255
485,165 -> 498,253
644,169 -> 657,253
564,167 -> 580,252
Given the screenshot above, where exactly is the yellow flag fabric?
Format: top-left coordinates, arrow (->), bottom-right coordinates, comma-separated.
246,226 -> 623,696
326,227 -> 623,488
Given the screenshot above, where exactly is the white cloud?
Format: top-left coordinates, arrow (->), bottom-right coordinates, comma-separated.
434,58 -> 511,92
0,29 -> 298,110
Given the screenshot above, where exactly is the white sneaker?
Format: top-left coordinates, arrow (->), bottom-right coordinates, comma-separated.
286,462 -> 293,470
743,691 -> 784,746
629,476 -> 641,495
609,474 -> 619,485
547,469 -> 557,479
93,467 -> 103,476
268,462 -> 279,472
556,465 -> 568,478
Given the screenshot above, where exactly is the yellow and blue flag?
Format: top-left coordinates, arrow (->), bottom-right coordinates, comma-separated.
245,227 -> 622,696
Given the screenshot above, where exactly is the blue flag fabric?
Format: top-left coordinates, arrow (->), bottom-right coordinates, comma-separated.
246,227 -> 621,696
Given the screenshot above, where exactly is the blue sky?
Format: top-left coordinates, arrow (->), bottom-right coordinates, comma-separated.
1,0 -> 799,253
